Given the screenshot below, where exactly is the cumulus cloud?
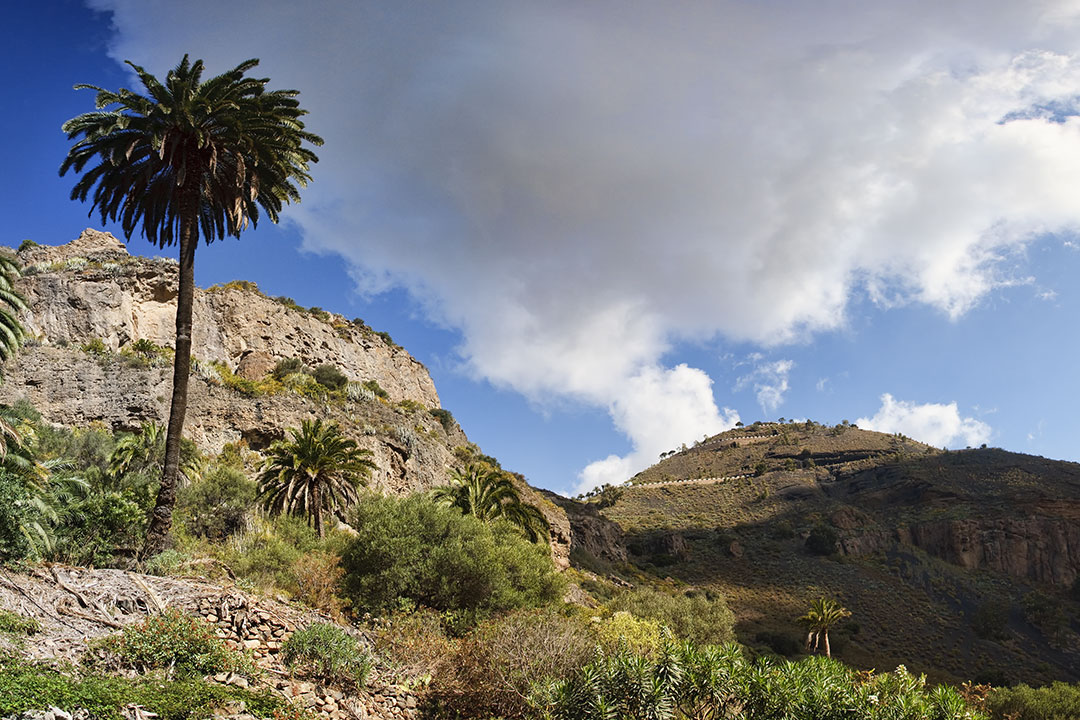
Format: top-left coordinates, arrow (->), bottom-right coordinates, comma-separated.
736,359 -> 795,414
857,394 -> 992,448
89,0 -> 1080,486
578,365 -> 739,493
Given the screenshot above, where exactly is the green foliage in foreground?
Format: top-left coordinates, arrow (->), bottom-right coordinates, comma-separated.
988,681 -> 1080,720
531,640 -> 985,720
341,493 -> 564,620
282,623 -> 371,687
96,609 -> 251,678
606,586 -> 736,648
0,653 -> 286,720
0,609 -> 40,636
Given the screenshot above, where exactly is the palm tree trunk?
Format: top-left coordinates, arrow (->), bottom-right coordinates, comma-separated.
823,631 -> 831,658
143,212 -> 197,558
313,481 -> 323,539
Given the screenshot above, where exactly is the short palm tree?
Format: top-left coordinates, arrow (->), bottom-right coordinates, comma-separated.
258,419 -> 375,538
60,55 -> 323,557
108,422 -> 202,488
433,463 -> 549,542
799,597 -> 851,658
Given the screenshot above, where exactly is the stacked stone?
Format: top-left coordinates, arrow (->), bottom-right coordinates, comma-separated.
189,594 -> 421,720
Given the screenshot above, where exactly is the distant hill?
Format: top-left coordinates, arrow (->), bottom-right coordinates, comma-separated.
568,420 -> 1080,686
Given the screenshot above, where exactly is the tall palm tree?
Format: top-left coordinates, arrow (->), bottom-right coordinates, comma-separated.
799,597 -> 851,658
433,463 -> 549,542
60,56 -> 323,557
257,419 -> 375,538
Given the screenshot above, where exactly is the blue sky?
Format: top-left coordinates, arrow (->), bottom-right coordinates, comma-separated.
7,1 -> 1080,496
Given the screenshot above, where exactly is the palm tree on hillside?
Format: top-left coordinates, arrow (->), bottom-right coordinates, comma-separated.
60,55 -> 323,557
257,419 -> 375,538
108,422 -> 203,488
433,462 -> 549,542
799,597 -> 851,658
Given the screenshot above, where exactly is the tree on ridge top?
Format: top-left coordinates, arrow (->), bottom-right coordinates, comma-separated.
60,55 -> 323,557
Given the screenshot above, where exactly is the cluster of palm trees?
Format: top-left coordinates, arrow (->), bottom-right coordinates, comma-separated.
255,424 -> 549,543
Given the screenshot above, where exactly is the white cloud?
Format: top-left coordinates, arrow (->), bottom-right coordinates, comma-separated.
88,0 -> 1080,485
736,359 -> 795,414
577,365 -> 739,493
857,394 -> 992,448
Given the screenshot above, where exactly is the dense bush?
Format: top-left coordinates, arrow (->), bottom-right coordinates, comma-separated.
606,587 -> 736,647
367,608 -> 455,684
312,363 -> 348,391
271,357 -> 308,381
178,465 -> 257,540
0,471 -> 36,563
429,408 -> 455,433
988,682 -> 1080,720
362,379 -> 389,400
282,623 -> 371,687
97,608 -> 251,677
430,608 -> 595,719
51,490 -> 146,567
805,523 -> 839,556
341,494 -> 564,619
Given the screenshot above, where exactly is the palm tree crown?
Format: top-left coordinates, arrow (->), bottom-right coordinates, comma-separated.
258,419 -> 375,538
60,55 -> 322,245
60,55 -> 323,557
799,597 -> 851,658
433,462 -> 549,542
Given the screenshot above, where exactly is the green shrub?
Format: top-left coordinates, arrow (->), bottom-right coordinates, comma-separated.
988,682 -> 1080,720
430,608 -> 595,719
307,306 -> 331,322
178,465 -> 257,540
282,623 -> 371,687
429,408 -> 455,433
805,523 -> 838,556
362,379 -> 389,400
98,608 -> 250,677
81,337 -> 109,356
396,399 -> 426,414
341,494 -> 564,619
0,652 -> 285,720
272,357 -> 308,380
51,490 -> 146,567
0,471 -> 36,563
606,586 -> 736,647
312,363 -> 348,391
0,609 -> 39,635
375,330 -> 394,346
17,239 -> 38,252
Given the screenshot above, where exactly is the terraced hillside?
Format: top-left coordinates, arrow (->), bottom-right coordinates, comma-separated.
574,421 -> 1080,687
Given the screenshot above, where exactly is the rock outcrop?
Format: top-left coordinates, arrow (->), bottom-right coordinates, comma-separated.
16,230 -> 437,406
4,230 -> 574,565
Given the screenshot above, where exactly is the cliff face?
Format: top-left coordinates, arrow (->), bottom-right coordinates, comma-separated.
16,229 -> 439,407
4,230 -> 572,569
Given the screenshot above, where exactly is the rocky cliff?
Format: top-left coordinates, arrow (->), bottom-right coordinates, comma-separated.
4,230 -> 571,568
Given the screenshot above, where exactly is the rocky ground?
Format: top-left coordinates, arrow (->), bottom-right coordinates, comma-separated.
0,566 -> 421,720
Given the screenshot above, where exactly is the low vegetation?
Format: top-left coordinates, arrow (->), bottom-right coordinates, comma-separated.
281,623 -> 371,687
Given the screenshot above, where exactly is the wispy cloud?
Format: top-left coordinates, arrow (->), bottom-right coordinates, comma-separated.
736,359 -> 795,414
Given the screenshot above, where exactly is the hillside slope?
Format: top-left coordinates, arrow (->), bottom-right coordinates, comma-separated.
577,421 -> 1080,686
